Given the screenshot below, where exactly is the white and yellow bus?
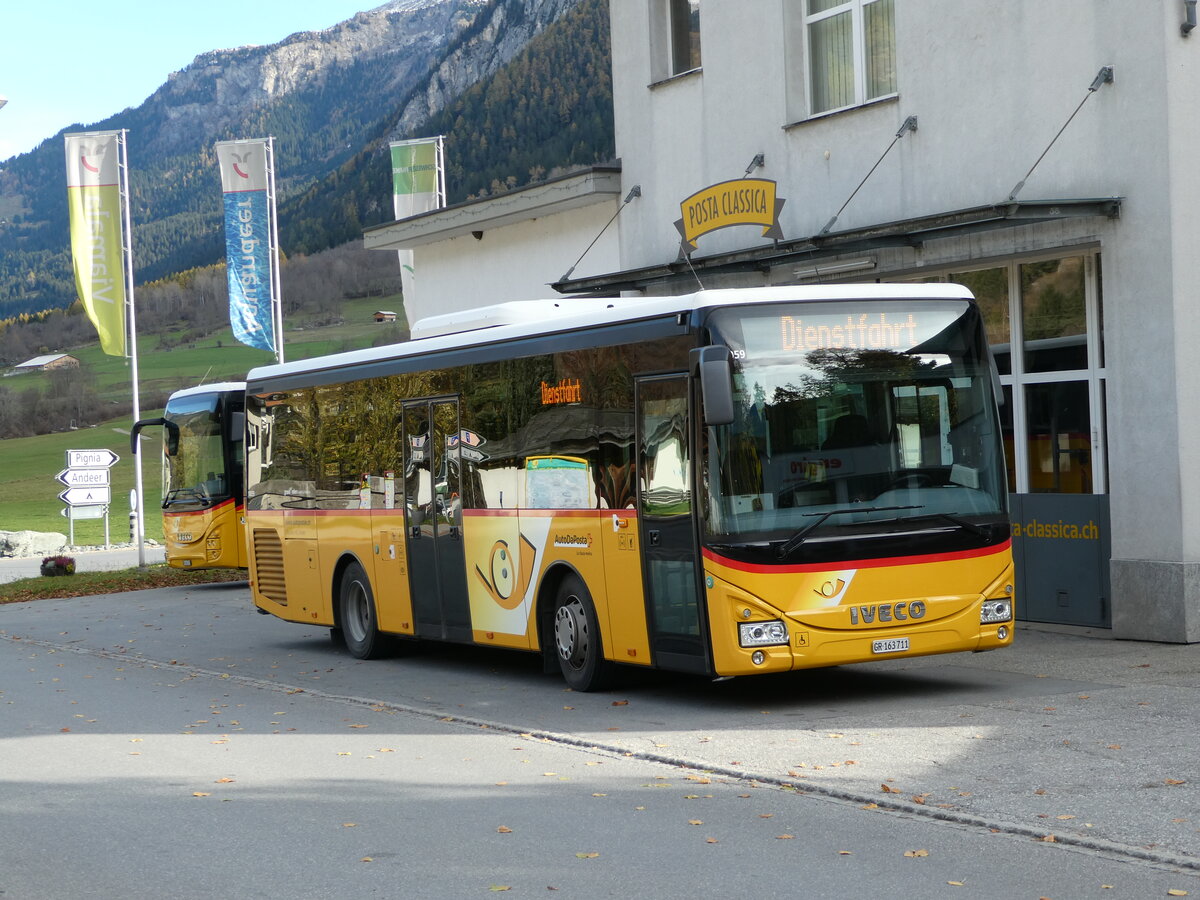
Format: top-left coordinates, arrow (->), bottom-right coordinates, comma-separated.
243,286 -> 1013,690
132,382 -> 247,569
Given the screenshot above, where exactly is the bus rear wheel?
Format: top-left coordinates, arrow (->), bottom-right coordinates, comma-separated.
553,575 -> 614,692
339,561 -> 386,659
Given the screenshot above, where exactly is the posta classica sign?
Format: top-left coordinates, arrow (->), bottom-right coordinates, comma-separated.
675,178 -> 786,253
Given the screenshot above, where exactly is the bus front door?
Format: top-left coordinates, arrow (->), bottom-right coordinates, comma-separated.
403,399 -> 471,642
636,375 -> 711,674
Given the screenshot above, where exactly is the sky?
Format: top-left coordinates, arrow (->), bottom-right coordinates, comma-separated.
0,1 -> 385,162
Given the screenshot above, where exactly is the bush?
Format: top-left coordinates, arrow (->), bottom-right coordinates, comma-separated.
40,555 -> 76,577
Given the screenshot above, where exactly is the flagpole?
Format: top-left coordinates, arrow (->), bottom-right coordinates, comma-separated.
118,130 -> 147,567
266,136 -> 284,364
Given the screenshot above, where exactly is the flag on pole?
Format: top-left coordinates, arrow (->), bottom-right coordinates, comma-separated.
389,136 -> 445,302
216,139 -> 278,353
64,132 -> 127,356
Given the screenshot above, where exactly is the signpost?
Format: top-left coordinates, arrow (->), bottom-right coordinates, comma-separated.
57,449 -> 119,547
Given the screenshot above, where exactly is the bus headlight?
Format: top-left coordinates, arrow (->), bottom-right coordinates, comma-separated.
739,620 -> 789,647
980,599 -> 1013,624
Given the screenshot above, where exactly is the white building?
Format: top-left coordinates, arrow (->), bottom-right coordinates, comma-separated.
367,0 -> 1200,642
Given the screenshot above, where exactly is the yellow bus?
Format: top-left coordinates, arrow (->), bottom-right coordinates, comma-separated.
132,382 -> 247,569
243,286 -> 1013,690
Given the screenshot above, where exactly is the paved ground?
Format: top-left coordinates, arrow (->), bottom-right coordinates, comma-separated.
2,581 -> 1199,878
0,544 -> 166,583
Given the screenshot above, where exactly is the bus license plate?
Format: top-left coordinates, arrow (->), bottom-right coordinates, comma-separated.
872,637 -> 909,654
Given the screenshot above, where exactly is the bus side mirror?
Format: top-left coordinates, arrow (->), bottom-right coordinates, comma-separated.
230,411 -> 245,443
164,421 -> 180,457
691,345 -> 735,426
131,417 -> 178,456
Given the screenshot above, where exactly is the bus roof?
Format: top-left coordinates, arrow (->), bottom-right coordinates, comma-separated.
167,381 -> 247,402
246,284 -> 975,386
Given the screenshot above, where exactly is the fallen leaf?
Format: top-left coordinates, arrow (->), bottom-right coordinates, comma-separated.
215,778 -> 235,784
361,857 -> 373,863
1034,789 -> 1047,795
1038,835 -> 1057,843
612,700 -> 629,706
497,826 -> 512,833
575,852 -> 600,859
688,820 -> 703,826
489,887 -> 511,892
861,803 -> 879,810
1055,815 -> 1075,820
776,834 -> 795,840
838,850 -> 852,855
592,793 -> 607,798
1168,891 -> 1189,897
948,882 -> 965,887
348,724 -> 368,729
563,706 -> 574,710
1165,779 -> 1187,786
759,813 -> 774,819
706,838 -> 718,844
881,784 -> 902,794
192,792 -> 211,797
904,849 -> 929,858
686,776 -> 712,784
343,823 -> 356,827
1107,745 -> 1122,750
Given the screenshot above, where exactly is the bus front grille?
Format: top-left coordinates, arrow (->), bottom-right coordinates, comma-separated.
252,528 -> 287,605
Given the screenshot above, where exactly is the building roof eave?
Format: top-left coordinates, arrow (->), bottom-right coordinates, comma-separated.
363,165 -> 624,251
551,197 -> 1122,296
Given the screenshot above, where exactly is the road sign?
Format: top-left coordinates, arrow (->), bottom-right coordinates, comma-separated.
66,448 -> 119,469
59,486 -> 111,506
56,468 -> 111,488
61,505 -> 107,520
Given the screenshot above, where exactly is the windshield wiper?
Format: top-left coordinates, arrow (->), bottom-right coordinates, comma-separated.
777,505 -> 921,558
899,510 -> 989,538
163,487 -> 211,507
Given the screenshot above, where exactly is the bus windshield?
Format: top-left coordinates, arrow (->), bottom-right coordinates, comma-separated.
703,299 -> 1007,546
162,393 -> 232,508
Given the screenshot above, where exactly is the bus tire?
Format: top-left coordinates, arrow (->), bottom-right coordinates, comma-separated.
552,575 -> 614,692
339,561 -> 386,659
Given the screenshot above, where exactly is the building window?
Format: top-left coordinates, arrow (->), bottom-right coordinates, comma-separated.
668,0 -> 701,76
805,0 -> 896,115
947,254 -> 1105,496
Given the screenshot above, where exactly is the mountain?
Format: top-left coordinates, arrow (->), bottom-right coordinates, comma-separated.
0,0 -> 610,318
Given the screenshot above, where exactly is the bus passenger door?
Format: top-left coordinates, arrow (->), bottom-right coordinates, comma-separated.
404,399 -> 471,642
636,375 -> 711,674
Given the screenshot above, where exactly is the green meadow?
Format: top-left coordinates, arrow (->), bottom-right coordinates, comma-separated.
0,295 -> 403,545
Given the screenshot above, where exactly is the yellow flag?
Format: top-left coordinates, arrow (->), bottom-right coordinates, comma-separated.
64,132 -> 126,356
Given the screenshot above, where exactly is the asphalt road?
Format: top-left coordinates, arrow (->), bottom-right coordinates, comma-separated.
2,583 -> 1199,898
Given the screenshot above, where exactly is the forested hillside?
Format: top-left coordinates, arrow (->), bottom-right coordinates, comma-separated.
283,0 -> 614,253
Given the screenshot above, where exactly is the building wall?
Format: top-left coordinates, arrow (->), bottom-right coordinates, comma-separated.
405,200 -> 621,325
609,1 -> 1200,639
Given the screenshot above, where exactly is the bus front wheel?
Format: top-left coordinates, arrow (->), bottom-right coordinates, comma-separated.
553,576 -> 614,692
339,561 -> 385,659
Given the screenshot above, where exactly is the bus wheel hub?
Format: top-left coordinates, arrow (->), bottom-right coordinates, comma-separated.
554,599 -> 588,667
